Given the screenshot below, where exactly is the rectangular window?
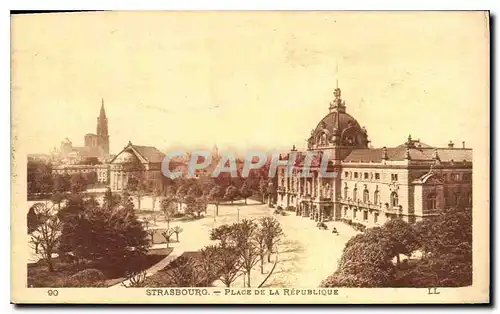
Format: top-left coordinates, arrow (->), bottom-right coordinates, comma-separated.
363,211 -> 368,221
391,174 -> 398,181
374,213 -> 378,223
354,172 -> 358,179
353,210 -> 357,219
364,172 -> 369,179
345,172 -> 349,178
375,173 -> 380,180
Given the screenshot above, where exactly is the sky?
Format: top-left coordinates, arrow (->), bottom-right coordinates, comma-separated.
11,11 -> 489,155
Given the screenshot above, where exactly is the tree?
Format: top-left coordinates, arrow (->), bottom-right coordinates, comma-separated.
27,203 -> 44,234
122,270 -> 148,288
161,228 -> 175,248
172,226 -> 183,242
239,182 -> 253,205
321,227 -> 396,287
208,186 -> 224,216
187,184 -> 203,198
233,219 -> 260,287
57,198 -> 149,268
161,196 -> 176,229
30,202 -> 62,272
70,173 -> 87,193
224,185 -> 239,204
254,228 -> 267,274
166,185 -> 177,197
381,219 -> 418,267
176,184 -> 189,211
215,245 -> 241,287
27,159 -> 53,196
193,196 -> 207,218
121,191 -> 135,211
85,171 -> 98,187
53,174 -> 71,193
127,175 -> 149,210
210,224 -> 234,247
126,176 -> 139,193
406,207 -> 472,287
184,195 -> 197,217
258,179 -> 268,204
266,182 -> 276,207
198,245 -> 221,286
50,191 -> 64,211
260,217 -> 284,262
163,255 -> 204,287
143,216 -> 157,245
103,187 -> 120,210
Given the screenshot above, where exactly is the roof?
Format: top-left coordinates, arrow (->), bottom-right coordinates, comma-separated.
343,146 -> 472,163
131,145 -> 166,163
110,142 -> 166,164
314,111 -> 361,135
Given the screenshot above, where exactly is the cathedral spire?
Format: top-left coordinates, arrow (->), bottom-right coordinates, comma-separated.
100,98 -> 106,119
96,99 -> 109,157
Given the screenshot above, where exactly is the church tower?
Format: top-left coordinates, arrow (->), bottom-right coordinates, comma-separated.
97,99 -> 109,157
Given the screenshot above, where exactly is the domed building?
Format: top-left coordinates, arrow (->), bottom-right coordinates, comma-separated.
276,86 -> 473,226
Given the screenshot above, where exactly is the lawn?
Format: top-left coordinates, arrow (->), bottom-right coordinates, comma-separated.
27,247 -> 173,288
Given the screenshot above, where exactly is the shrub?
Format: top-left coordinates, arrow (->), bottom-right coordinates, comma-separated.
351,222 -> 366,232
65,268 -> 106,287
341,218 -> 353,225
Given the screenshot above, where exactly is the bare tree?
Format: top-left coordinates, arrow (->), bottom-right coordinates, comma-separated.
172,226 -> 183,242
216,245 -> 241,287
30,202 -> 62,272
260,216 -> 284,262
161,228 -> 175,248
143,216 -> 157,245
233,219 -> 260,287
164,256 -> 204,287
198,245 -> 220,286
209,224 -> 233,247
122,270 -> 148,288
254,228 -> 267,274
161,197 -> 176,229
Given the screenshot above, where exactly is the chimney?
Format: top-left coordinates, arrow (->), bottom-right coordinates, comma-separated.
448,141 -> 454,148
462,141 -> 466,149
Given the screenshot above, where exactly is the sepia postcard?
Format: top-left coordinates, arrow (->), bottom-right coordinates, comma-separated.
11,11 -> 490,304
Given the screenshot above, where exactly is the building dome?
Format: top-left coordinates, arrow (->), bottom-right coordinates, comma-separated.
307,87 -> 369,149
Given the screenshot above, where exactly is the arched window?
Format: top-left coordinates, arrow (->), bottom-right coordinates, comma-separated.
363,189 -> 369,203
374,190 -> 380,205
427,193 -> 437,210
353,188 -> 358,201
344,187 -> 348,199
390,192 -> 398,207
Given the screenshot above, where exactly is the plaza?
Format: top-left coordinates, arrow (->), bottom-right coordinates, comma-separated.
129,199 -> 360,288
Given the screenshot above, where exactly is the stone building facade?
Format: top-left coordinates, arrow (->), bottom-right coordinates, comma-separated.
109,141 -> 167,191
276,86 -> 472,227
52,164 -> 109,183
